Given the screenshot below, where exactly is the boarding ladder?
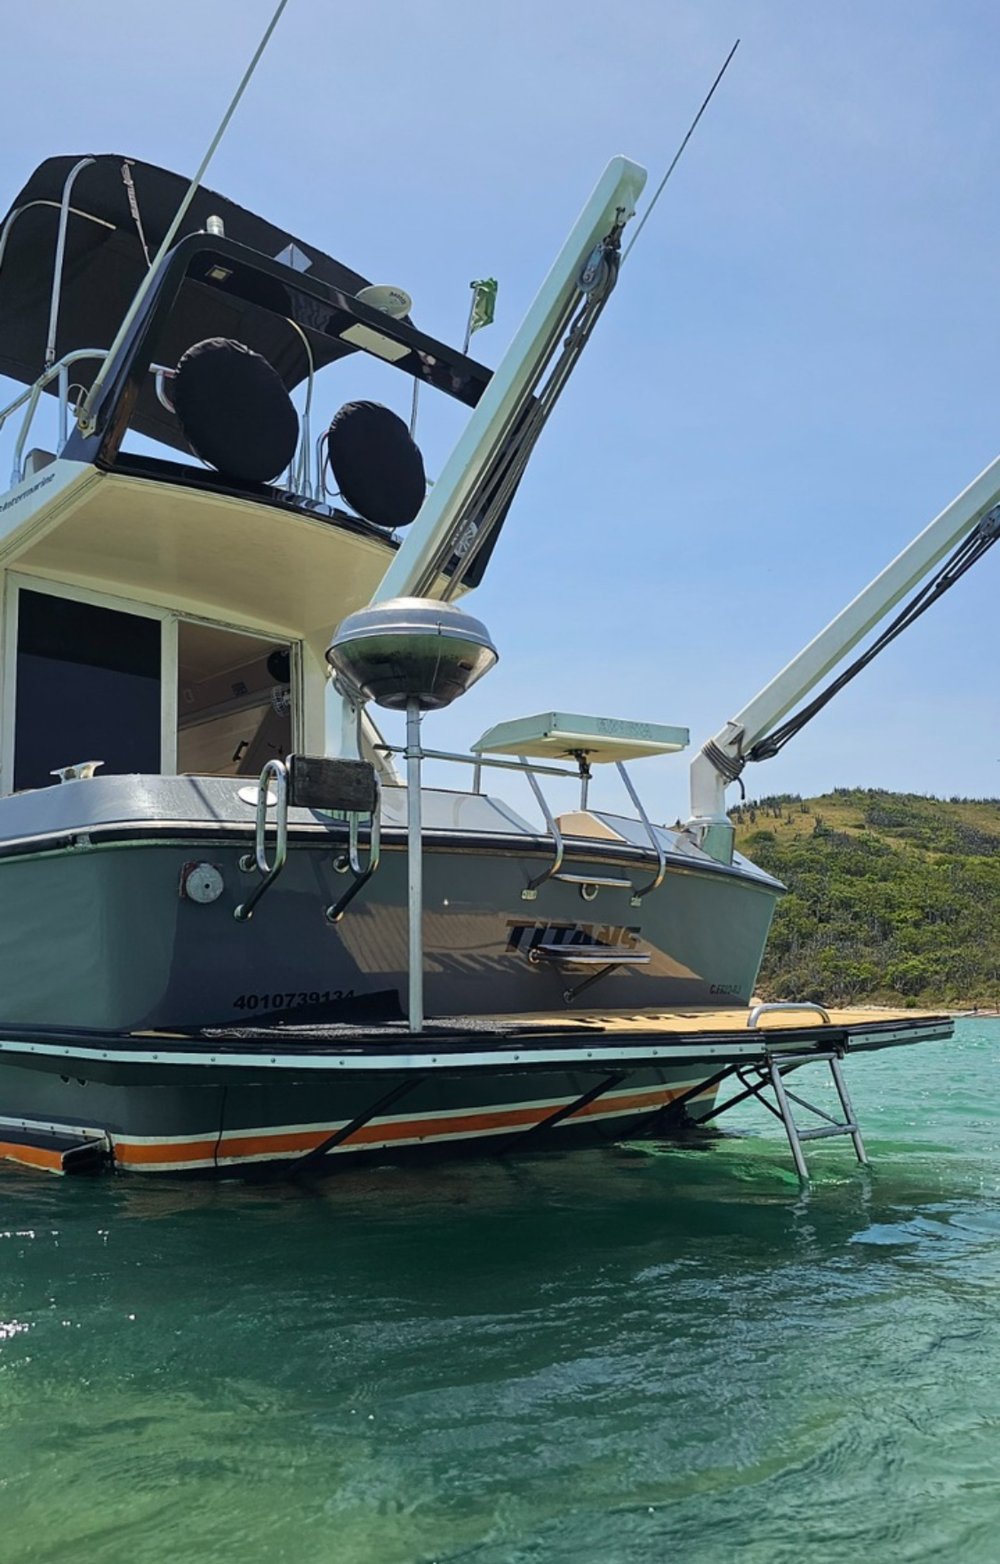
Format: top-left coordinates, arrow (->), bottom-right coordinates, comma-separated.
700,1003 -> 869,1182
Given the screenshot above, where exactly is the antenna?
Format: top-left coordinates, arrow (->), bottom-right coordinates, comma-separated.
622,38 -> 740,265
77,0 -> 293,434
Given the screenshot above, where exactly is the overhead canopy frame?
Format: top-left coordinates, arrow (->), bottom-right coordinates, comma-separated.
0,154 -> 492,453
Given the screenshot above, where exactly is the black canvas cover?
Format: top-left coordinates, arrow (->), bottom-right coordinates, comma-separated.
172,338 -> 299,483
0,155 -> 372,451
326,401 -> 426,529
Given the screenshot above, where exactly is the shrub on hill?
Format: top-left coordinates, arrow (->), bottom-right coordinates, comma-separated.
733,790 -> 1000,1008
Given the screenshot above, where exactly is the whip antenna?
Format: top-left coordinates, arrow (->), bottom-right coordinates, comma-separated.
622,38 -> 740,264
78,0 -> 292,433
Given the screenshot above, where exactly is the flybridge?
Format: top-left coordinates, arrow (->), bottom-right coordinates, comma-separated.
0,154 -> 502,560
0,147 -> 652,809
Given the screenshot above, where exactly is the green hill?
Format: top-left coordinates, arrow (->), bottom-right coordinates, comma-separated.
731,788 -> 1000,1009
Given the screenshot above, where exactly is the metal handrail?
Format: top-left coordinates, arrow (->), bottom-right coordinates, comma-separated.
374,741 -> 581,783
325,782 -> 383,923
616,759 -> 666,905
234,760 -> 288,921
521,758 -> 565,898
747,1001 -> 831,1029
374,740 -> 673,904
1,348 -> 109,486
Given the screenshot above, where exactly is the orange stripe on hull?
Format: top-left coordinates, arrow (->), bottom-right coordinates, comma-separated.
0,1139 -> 71,1175
112,1082 -> 705,1171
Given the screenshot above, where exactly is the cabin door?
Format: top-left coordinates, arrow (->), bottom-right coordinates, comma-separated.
176,622 -> 294,777
6,578 -> 298,791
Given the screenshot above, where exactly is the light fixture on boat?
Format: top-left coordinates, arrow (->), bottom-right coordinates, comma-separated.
325,401 -> 426,529
324,597 -> 497,711
339,283 -> 413,363
170,337 -> 299,483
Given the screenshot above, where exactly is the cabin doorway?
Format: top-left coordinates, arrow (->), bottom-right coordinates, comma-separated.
176,622 -> 294,777
13,587 -> 161,791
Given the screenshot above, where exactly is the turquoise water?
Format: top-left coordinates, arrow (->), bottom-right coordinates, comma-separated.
1,1019 -> 997,1563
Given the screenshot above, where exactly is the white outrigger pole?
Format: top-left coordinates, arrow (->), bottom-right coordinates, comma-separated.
374,155 -> 647,605
688,454 -> 1000,863
325,157 -> 647,1034
326,154 -> 648,757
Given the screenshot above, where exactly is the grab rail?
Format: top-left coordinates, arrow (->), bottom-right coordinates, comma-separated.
520,758 -> 566,898
616,760 -> 666,906
234,759 -> 288,921
325,784 -> 382,923
747,1002 -> 831,1029
0,348 -> 109,487
373,740 -> 671,905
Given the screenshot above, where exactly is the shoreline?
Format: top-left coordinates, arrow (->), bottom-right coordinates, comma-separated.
758,999 -> 1000,1019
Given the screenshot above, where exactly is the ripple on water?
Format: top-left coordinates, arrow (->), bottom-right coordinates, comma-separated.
0,1021 -> 997,1562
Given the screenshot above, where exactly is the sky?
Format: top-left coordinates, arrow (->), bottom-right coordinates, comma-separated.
1,0 -> 998,827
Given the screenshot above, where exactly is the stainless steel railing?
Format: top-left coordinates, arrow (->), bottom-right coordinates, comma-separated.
0,348 -> 109,487
373,741 -> 669,906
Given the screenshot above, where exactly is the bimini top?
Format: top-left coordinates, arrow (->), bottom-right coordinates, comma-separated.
0,154 -> 381,451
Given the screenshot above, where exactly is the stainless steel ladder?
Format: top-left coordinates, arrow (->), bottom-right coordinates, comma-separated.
763,1049 -> 868,1182
748,1003 -> 867,1180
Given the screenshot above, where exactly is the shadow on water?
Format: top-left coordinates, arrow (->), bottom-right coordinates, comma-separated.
0,1024 -> 997,1563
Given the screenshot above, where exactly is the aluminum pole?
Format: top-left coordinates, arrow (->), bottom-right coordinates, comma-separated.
405,699 -> 424,1033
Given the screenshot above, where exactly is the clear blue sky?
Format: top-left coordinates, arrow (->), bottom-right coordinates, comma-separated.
2,1 -> 998,823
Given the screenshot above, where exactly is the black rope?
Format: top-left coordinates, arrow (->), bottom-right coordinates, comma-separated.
746,505 -> 1000,765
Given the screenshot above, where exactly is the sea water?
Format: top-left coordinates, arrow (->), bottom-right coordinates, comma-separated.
0,1018 -> 997,1563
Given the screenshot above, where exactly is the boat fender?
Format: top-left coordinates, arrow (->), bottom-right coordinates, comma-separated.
325,400 -> 426,529
171,337 -> 300,484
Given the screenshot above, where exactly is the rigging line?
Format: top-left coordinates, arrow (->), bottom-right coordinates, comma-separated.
438,284 -> 611,598
120,161 -> 152,268
747,511 -> 1000,764
622,38 -> 740,264
436,241 -> 626,598
78,0 -> 293,432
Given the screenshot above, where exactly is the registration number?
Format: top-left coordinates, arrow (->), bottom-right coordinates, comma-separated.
232,989 -> 355,1011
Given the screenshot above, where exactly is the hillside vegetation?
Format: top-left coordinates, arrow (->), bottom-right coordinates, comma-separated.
731,788 -> 1000,1009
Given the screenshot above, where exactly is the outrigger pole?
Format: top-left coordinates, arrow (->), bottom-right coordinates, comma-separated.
689,454 -> 1000,862
77,0 -> 292,435
325,156 -> 647,1034
324,153 -> 648,761
371,156 -> 647,606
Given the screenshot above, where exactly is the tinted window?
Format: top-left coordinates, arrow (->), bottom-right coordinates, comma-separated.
14,590 -> 161,790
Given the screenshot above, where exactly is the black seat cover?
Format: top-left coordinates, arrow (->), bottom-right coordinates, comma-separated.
326,401 -> 426,529
171,338 -> 300,483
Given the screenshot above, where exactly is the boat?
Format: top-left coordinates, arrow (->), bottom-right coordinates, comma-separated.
0,123 -> 985,1179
